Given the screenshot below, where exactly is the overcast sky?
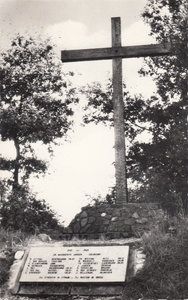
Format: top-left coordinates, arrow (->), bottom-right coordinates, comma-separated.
0,0 -> 148,34
0,0 -> 156,225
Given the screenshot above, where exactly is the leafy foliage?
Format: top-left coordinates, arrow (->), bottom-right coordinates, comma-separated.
0,184 -> 61,233
137,0 -> 188,212
0,34 -> 78,187
82,0 -> 187,214
82,80 -> 150,142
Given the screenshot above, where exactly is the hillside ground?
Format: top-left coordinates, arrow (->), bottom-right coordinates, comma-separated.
0,215 -> 188,299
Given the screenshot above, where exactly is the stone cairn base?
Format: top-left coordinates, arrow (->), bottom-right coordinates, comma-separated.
61,202 -> 163,240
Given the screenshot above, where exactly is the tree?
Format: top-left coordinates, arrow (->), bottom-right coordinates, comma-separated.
82,81 -> 187,213
137,0 -> 188,212
0,179 -> 9,204
82,0 -> 187,215
0,34 -> 78,188
82,80 -> 145,141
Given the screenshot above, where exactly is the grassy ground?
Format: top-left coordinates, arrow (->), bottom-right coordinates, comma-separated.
122,216 -> 188,299
0,216 -> 188,299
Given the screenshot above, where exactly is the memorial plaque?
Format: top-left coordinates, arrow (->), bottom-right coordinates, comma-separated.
19,245 -> 129,283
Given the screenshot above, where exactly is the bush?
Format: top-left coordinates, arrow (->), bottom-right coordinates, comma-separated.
128,182 -> 185,216
0,185 -> 62,234
123,216 -> 188,299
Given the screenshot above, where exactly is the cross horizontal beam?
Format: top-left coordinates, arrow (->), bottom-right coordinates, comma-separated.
61,42 -> 171,63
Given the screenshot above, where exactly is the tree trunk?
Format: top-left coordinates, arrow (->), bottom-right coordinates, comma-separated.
13,138 -> 20,189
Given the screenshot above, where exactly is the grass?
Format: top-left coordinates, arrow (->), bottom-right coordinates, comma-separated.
0,229 -> 31,298
123,216 -> 188,299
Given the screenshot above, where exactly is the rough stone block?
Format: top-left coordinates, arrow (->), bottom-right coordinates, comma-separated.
80,211 -> 88,218
90,225 -> 100,233
132,212 -> 139,219
80,217 -> 88,227
80,224 -> 91,233
88,216 -> 95,224
73,222 -> 80,233
14,251 -> 24,260
120,232 -> 131,238
120,226 -> 132,236
103,219 -> 110,225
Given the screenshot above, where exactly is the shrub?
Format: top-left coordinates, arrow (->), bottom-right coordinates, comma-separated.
0,185 -> 62,234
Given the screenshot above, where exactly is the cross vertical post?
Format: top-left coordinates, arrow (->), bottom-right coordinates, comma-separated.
112,17 -> 128,205
61,17 -> 171,208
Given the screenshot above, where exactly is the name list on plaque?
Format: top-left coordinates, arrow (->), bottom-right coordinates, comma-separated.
19,245 -> 129,283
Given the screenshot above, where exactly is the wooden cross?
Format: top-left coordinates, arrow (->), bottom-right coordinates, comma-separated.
61,17 -> 171,206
